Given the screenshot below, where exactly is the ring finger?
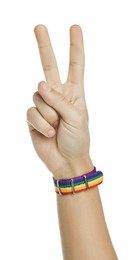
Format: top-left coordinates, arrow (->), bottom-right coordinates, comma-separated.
33,91 -> 59,128
27,107 -> 56,138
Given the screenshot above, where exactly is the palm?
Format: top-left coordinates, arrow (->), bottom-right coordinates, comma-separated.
29,25 -> 88,175
32,81 -> 87,173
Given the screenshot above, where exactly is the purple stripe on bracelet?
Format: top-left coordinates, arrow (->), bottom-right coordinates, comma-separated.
53,171 -> 101,187
53,167 -> 97,186
59,171 -> 99,185
73,171 -> 102,185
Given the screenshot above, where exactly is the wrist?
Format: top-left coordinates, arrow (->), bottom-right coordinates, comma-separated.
52,156 -> 94,180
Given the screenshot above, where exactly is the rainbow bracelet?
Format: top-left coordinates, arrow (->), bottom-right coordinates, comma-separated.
53,167 -> 104,196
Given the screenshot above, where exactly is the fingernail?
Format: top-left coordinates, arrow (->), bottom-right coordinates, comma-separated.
47,129 -> 55,137
42,82 -> 51,92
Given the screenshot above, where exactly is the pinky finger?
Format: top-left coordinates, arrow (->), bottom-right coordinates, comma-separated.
26,107 -> 56,138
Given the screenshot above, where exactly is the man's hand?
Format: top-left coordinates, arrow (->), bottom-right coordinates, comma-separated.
27,25 -> 94,179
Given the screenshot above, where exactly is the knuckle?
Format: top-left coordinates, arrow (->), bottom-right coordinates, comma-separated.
33,91 -> 40,103
46,110 -> 58,124
26,107 -> 38,126
26,107 -> 35,118
39,43 -> 51,49
70,61 -> 84,68
43,64 -> 56,72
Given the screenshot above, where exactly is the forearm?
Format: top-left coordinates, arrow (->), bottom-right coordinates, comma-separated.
56,165 -> 118,260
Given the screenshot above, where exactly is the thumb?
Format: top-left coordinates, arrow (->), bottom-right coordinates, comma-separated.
38,81 -> 79,124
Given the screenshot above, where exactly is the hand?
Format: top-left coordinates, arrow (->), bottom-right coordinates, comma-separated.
27,25 -> 94,179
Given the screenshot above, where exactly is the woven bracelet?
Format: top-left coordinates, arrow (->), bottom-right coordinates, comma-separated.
53,167 -> 104,196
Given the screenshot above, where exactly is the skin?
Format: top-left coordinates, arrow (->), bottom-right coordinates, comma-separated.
27,24 -> 118,260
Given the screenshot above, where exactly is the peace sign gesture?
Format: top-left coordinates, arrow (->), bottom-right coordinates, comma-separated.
27,25 -> 93,179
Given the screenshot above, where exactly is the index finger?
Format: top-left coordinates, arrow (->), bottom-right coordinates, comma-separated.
34,25 -> 61,86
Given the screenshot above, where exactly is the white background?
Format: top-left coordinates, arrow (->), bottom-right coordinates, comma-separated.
0,0 -> 140,259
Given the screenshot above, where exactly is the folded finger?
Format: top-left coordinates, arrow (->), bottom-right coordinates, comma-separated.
27,107 -> 56,137
33,91 -> 59,127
